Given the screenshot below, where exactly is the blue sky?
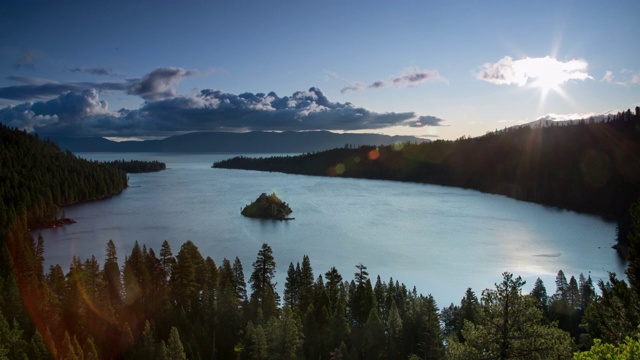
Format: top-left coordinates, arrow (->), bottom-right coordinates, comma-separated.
1,0 -> 639,140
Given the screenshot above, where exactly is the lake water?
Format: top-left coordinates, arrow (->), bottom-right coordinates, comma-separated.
36,152 -> 626,307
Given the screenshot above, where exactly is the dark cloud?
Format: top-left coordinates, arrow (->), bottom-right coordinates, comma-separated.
0,77 -> 128,100
340,83 -> 364,94
341,67 -> 447,93
126,67 -> 197,101
390,68 -> 446,87
0,67 -> 197,101
414,115 -> 445,126
68,67 -> 115,76
135,87 -> 418,134
12,51 -> 37,70
0,87 -> 440,137
0,89 -> 108,134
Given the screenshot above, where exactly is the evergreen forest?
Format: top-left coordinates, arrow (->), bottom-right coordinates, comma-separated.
1,122 -> 640,359
214,109 -> 640,252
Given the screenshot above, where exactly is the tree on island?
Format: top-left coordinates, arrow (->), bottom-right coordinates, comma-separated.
241,193 -> 293,220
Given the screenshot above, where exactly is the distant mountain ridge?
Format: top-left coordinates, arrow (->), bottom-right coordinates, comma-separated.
48,131 -> 426,153
513,110 -> 622,130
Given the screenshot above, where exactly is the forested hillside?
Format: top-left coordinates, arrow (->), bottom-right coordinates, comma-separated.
0,124 -> 128,230
215,109 -> 640,249
2,122 -> 640,359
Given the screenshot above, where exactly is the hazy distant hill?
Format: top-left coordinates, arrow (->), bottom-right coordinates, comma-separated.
512,111 -> 620,130
49,131 -> 426,153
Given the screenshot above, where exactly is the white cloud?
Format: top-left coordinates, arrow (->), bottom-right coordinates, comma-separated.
601,69 -> 640,86
476,56 -> 592,86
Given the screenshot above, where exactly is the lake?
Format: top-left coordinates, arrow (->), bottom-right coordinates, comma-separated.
36,152 -> 626,307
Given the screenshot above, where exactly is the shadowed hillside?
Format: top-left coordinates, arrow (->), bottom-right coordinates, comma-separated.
215,109 -> 640,249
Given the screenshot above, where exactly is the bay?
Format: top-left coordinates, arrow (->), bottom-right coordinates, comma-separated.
37,152 -> 626,307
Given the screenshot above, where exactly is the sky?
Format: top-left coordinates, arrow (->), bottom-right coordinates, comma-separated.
0,0 -> 639,140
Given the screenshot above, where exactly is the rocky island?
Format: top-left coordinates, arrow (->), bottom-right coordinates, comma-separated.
241,193 -> 294,220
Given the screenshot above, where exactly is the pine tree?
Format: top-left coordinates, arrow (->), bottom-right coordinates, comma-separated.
284,262 -> 299,309
103,239 -> 122,310
170,241 -> 204,313
159,240 -> 175,280
232,256 -> 248,304
363,307 -> 385,358
59,331 -> 78,360
167,326 -> 187,360
530,278 -> 549,314
83,337 -> 99,360
216,258 -> 241,358
266,305 -> 303,360
249,243 -> 278,319
245,321 -> 268,360
449,272 -> 573,359
29,330 -> 52,360
325,266 -> 344,313
138,320 -> 156,360
386,300 -> 403,359
298,255 -> 314,313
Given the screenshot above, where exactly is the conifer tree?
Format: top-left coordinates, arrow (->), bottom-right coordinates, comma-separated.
363,307 -> 385,358
530,278 -> 549,314
449,272 -> 573,359
284,262 -> 299,309
59,331 -> 78,360
83,337 -> 99,360
216,258 -> 242,358
266,305 -> 303,360
298,255 -> 314,313
103,239 -> 122,310
167,326 -> 187,360
249,243 -> 278,319
325,266 -> 344,313
233,256 -> 248,304
29,330 -> 52,360
387,300 -> 403,359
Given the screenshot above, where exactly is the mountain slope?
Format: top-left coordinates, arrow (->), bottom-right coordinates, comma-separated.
49,131 -> 427,153
215,111 -> 640,249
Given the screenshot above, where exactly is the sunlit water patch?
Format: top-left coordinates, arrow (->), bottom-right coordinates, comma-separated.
36,153 -> 625,307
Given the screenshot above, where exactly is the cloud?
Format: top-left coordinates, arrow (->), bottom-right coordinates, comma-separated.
390,67 -> 447,87
602,70 -> 616,84
12,51 -> 38,70
603,69 -> 640,86
340,83 -> 364,94
126,67 -> 197,101
0,77 -> 128,100
414,115 -> 445,127
68,67 -> 116,76
134,87 -> 420,134
0,67 -> 197,101
0,89 -> 109,134
340,67 -> 447,93
476,56 -> 592,86
0,87 -> 442,137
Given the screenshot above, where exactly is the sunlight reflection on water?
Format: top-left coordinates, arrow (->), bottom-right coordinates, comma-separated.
36,152 -> 625,307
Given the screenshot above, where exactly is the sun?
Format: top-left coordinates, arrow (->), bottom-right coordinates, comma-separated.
526,59 -> 566,94
521,57 -> 573,109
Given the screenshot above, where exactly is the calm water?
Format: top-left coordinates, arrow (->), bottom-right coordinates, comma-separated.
37,152 -> 626,307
